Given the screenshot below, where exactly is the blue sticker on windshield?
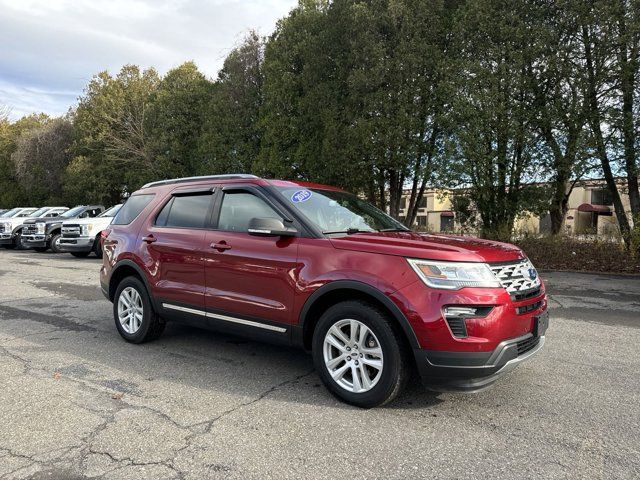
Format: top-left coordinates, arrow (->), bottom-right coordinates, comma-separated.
291,189 -> 312,203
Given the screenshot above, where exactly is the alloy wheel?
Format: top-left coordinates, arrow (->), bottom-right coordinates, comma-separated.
323,318 -> 384,393
117,286 -> 143,334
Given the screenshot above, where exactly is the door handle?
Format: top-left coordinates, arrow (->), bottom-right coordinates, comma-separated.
211,241 -> 231,252
142,235 -> 157,244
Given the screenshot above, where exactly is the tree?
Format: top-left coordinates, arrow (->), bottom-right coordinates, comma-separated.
448,0 -> 543,240
12,118 -> 74,204
526,1 -> 594,235
146,62 -> 211,179
580,0 -> 638,244
0,113 -> 50,206
71,65 -> 159,204
199,32 -> 265,175
259,0 -> 452,222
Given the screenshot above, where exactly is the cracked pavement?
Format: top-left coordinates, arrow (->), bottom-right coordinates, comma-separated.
0,249 -> 639,479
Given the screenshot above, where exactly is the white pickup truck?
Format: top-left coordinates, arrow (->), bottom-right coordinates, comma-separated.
0,207 -> 67,249
58,204 -> 122,258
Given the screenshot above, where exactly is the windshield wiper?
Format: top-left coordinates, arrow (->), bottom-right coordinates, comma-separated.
378,227 -> 410,232
322,228 -> 374,235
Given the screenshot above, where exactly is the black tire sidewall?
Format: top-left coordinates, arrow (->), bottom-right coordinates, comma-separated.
312,301 -> 404,408
49,233 -> 62,253
113,277 -> 155,344
93,236 -> 103,258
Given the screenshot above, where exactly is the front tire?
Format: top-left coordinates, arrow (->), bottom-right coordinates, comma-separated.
113,276 -> 165,343
312,300 -> 410,408
93,236 -> 103,259
49,233 -> 62,253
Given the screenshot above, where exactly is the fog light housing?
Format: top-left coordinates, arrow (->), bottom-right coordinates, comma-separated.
443,306 -> 493,338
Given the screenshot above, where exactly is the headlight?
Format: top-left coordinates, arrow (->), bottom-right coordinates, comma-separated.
0,222 -> 10,232
36,223 -> 45,234
407,259 -> 501,290
81,224 -> 93,236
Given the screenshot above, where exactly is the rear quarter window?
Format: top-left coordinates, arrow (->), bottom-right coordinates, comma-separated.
112,194 -> 155,225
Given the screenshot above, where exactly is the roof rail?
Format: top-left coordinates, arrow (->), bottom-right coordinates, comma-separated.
141,174 -> 260,189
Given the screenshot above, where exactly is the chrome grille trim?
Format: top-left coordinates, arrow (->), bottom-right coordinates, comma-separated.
62,225 -> 81,238
489,259 -> 541,293
22,224 -> 37,235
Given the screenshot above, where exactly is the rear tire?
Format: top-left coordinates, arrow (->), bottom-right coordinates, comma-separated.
113,276 -> 165,344
34,247 -> 48,252
71,252 -> 90,258
312,300 -> 410,408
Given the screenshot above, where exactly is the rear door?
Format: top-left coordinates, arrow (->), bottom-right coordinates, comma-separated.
140,187 -> 215,311
203,186 -> 300,331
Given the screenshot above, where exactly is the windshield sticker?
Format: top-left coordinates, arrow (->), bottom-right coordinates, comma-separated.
291,190 -> 312,203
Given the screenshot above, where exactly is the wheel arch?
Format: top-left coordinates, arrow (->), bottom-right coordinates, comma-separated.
108,260 -> 155,307
297,280 -> 420,351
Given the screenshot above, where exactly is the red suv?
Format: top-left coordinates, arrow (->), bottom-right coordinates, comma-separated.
100,174 -> 548,407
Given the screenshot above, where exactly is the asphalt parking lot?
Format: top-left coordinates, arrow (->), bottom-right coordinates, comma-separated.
0,249 -> 639,480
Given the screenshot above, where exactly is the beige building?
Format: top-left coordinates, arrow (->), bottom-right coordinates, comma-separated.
400,178 -> 635,236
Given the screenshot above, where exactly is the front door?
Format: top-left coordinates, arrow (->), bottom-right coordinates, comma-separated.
204,188 -> 299,330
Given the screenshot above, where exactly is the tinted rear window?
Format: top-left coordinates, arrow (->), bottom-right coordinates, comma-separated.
155,194 -> 212,229
112,194 -> 155,225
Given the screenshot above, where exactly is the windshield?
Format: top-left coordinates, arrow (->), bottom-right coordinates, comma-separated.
30,207 -> 51,218
98,204 -> 122,218
0,208 -> 20,218
275,187 -> 408,234
61,206 -> 86,218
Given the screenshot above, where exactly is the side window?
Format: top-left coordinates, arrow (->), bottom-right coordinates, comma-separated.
112,194 -> 155,225
217,192 -> 281,232
88,208 -> 101,218
155,194 -> 212,229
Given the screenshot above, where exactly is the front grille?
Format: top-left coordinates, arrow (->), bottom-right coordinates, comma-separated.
516,335 -> 540,356
62,224 -> 81,238
516,300 -> 543,315
490,259 -> 541,293
22,224 -> 37,235
512,286 -> 542,301
445,317 -> 468,337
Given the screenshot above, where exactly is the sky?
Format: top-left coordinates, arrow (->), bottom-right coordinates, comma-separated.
0,0 -> 297,120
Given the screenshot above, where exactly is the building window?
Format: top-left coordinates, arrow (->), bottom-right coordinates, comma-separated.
440,216 -> 454,232
418,197 -> 427,209
591,188 -> 613,206
417,215 -> 427,227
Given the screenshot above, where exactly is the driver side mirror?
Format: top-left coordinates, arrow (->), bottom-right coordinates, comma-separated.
248,217 -> 297,237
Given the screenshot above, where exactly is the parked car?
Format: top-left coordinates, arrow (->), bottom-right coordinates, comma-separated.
0,207 -> 37,218
0,209 -> 8,216
59,204 -> 122,258
22,205 -> 104,253
0,207 -> 66,249
100,175 -> 548,407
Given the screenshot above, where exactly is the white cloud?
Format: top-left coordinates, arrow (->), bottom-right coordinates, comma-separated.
0,0 -> 297,120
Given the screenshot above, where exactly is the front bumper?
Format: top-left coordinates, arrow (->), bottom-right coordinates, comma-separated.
0,233 -> 15,244
59,236 -> 95,252
414,311 -> 547,392
21,235 -> 47,248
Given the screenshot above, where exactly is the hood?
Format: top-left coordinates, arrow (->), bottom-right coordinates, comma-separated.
23,217 -> 66,226
329,232 -> 525,263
